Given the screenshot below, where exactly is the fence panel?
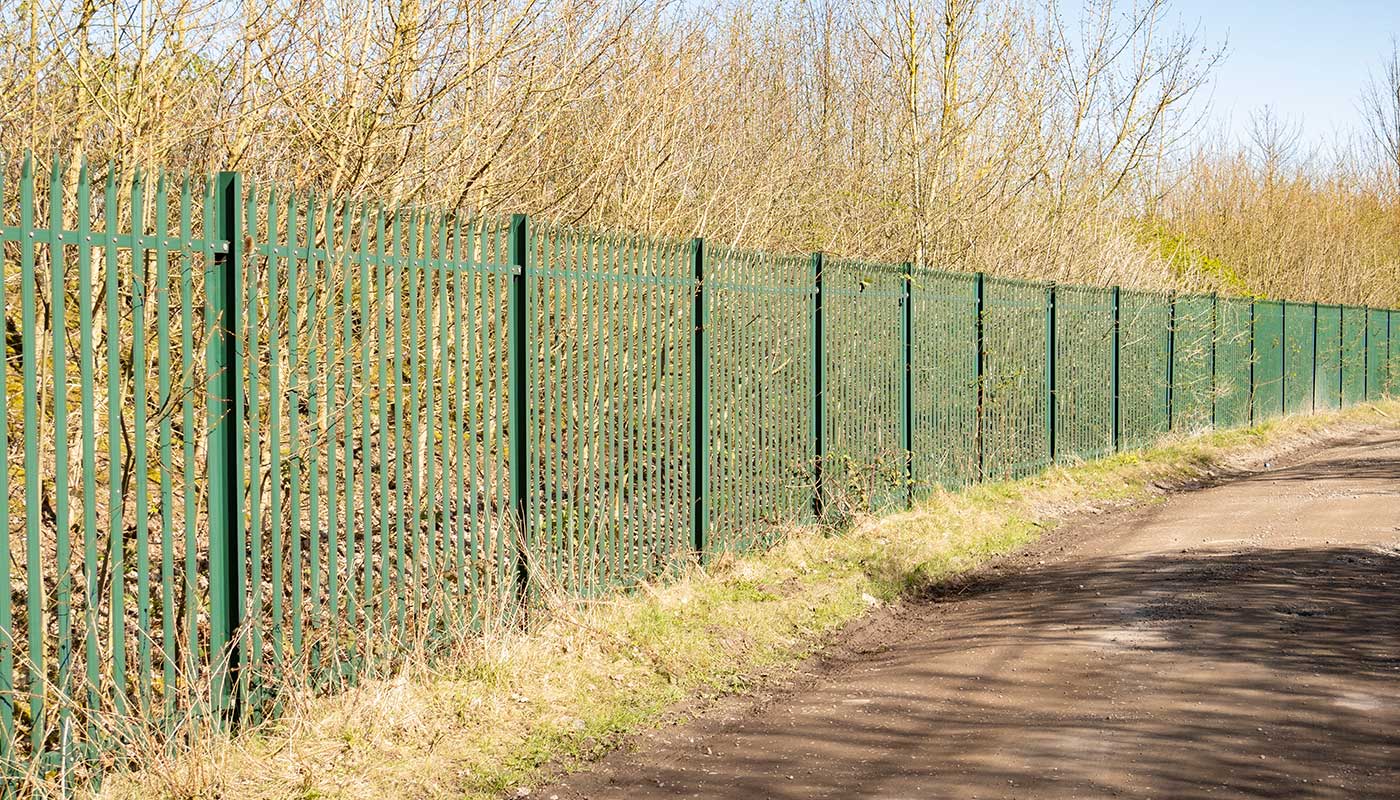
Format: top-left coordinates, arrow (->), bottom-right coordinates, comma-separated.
241,197 -> 521,706
1054,285 -> 1113,460
1171,295 -> 1215,431
1342,306 -> 1367,406
910,270 -> 978,492
822,258 -> 906,515
706,247 -> 813,551
1252,301 -> 1284,421
1315,305 -> 1342,411
1367,308 -> 1388,401
1118,290 -> 1170,448
0,158 -> 228,780
1213,297 -> 1253,428
1282,302 -> 1316,415
528,224 -> 694,596
1390,311 -> 1400,397
982,277 -> 1049,478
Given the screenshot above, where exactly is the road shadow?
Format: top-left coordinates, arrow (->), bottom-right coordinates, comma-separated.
577,545 -> 1400,799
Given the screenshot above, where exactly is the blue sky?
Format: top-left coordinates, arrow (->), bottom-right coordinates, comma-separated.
1167,0 -> 1400,150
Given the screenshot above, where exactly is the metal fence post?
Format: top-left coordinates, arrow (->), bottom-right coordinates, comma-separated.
974,272 -> 985,481
1304,299 -> 1316,411
811,252 -> 826,520
1338,307 -> 1345,409
1248,300 -> 1256,425
901,265 -> 913,507
1280,302 -> 1288,414
1046,283 -> 1057,463
692,238 -> 708,557
1166,292 -> 1176,431
208,172 -> 245,719
508,214 -> 530,604
1209,293 -> 1218,428
1111,286 -> 1121,451
1363,306 -> 1371,402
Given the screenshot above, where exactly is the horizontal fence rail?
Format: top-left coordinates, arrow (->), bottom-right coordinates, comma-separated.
2,156 -> 1399,789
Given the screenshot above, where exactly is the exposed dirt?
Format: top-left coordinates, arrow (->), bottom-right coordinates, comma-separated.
539,426 -> 1400,799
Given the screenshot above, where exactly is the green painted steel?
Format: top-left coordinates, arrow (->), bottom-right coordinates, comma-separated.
1253,301 -> 1284,421
693,239 -> 709,556
1283,302 -> 1316,415
525,223 -> 694,593
1111,288 -> 1122,448
822,257 -> 905,515
1117,289 -> 1170,448
1209,297 -> 1252,429
1282,298 -> 1316,411
982,277 -> 1050,479
1342,306 -> 1368,406
1315,305 -> 1343,410
910,270 -> 978,493
705,245 -> 813,551
1389,311 -> 1400,396
901,268 -> 914,507
811,253 -> 826,518
1367,308 -> 1388,400
4,156 -> 1400,790
1169,295 -> 1215,431
1054,285 -> 1113,460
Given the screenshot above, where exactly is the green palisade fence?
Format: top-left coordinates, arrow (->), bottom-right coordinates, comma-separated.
1171,294 -> 1216,432
2,156 -> 1399,788
1213,297 -> 1254,428
1252,300 -> 1285,422
705,245 -> 813,553
1315,304 -> 1343,411
1054,285 -> 1114,461
1366,308 -> 1388,401
910,270 -> 978,493
822,258 -> 905,516
1282,301 -> 1316,416
1389,310 -> 1400,395
1118,289 -> 1171,448
981,277 -> 1050,480
1342,306 -> 1368,406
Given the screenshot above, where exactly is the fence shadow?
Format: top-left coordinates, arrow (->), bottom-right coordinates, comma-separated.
1229,432 -> 1400,483
581,545 -> 1400,799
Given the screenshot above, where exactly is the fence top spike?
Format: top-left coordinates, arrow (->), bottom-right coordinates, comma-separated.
21,150 -> 31,178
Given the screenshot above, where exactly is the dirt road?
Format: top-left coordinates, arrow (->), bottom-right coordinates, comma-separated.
544,428 -> 1400,799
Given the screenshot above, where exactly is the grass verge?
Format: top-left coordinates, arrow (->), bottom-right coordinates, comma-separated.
98,402 -> 1398,800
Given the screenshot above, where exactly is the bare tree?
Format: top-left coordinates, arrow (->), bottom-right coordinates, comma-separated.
1361,36 -> 1400,196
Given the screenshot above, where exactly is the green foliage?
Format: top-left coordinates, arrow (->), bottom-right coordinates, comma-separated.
1141,223 -> 1255,297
